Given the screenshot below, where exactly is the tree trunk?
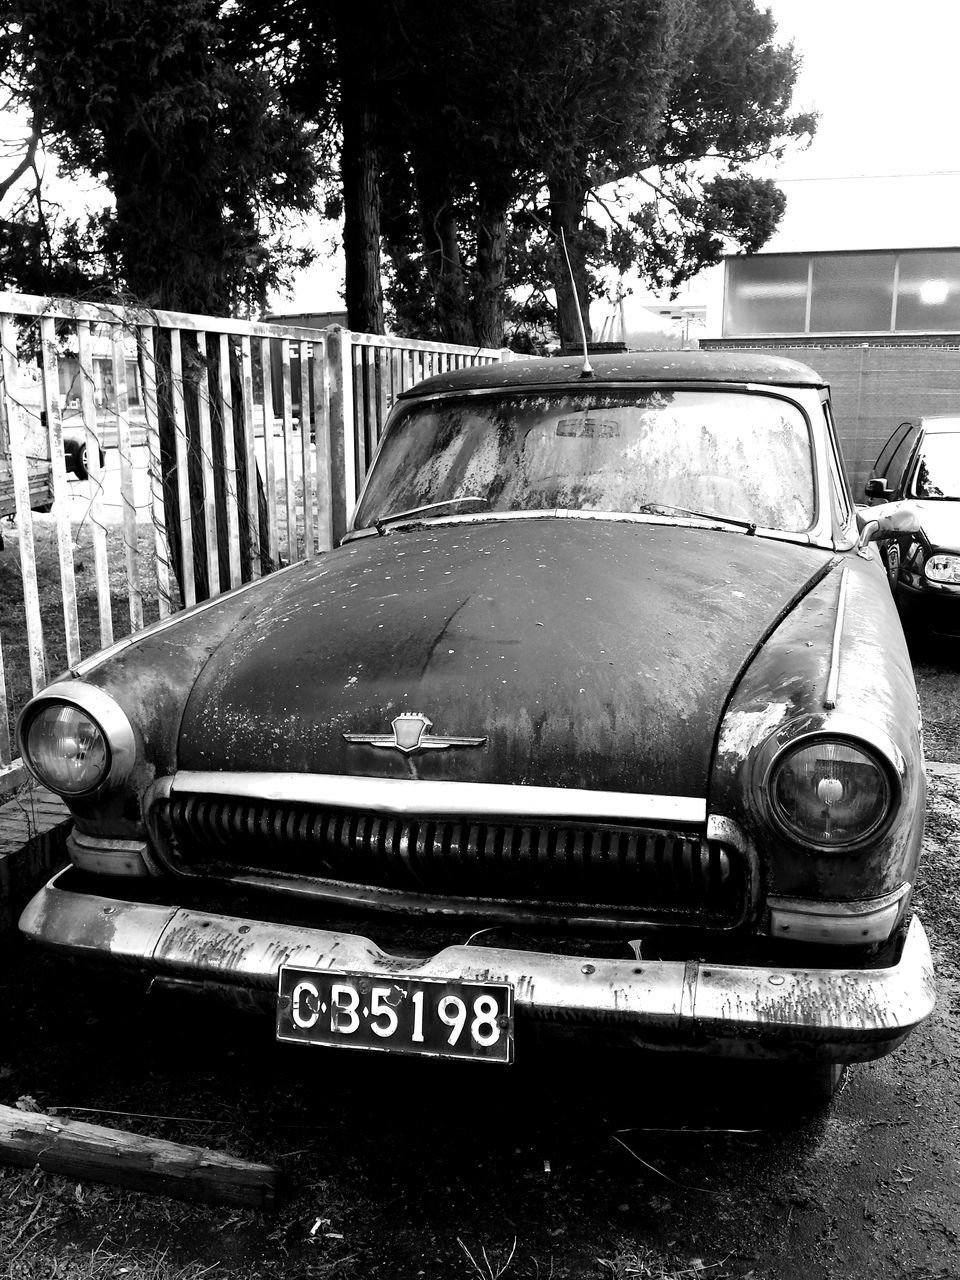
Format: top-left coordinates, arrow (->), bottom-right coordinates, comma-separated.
412,150 -> 473,344
472,195 -> 508,349
116,153 -> 271,607
548,171 -> 591,349
336,16 -> 384,335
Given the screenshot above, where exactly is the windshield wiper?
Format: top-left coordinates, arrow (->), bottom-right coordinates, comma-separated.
373,496 -> 489,535
637,503 -> 757,535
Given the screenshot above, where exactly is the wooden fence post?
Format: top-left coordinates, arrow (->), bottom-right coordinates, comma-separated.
38,315 -> 81,668
312,337 -> 334,553
0,291 -> 511,775
0,313 -> 46,692
324,326 -> 352,544
78,321 -> 115,643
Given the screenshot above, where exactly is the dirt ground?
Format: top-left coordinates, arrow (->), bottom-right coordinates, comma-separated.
912,631 -> 960,766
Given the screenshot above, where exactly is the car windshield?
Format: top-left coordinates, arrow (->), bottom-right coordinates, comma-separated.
911,432 -> 960,499
354,389 -> 816,533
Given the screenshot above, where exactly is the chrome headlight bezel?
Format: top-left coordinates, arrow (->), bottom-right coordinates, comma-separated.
756,714 -> 904,854
16,680 -> 136,798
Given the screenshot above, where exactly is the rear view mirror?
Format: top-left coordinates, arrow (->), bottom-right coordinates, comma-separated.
864,478 -> 893,500
857,503 -> 921,551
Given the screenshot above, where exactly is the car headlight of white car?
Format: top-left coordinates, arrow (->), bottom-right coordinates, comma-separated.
923,552 -> 960,584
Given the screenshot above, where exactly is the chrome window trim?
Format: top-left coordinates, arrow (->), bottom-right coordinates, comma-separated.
349,382 -> 833,545
395,378 -> 821,406
166,770 -> 707,826
824,564 -> 850,710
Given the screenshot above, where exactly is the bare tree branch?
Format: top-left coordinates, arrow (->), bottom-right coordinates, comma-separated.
0,122 -> 39,204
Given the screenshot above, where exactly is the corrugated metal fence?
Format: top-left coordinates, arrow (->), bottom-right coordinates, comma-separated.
0,291 -> 509,792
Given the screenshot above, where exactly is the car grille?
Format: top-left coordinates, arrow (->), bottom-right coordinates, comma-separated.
147,790 -> 747,928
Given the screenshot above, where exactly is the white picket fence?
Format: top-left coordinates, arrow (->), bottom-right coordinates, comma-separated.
0,291 -> 510,792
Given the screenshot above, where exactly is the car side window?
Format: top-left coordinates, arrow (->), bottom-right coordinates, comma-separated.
885,424 -> 922,494
872,421 -> 913,479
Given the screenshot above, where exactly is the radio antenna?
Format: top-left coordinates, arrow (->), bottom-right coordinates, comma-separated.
560,228 -> 593,378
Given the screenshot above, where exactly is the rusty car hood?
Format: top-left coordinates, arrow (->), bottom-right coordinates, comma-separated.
177,519 -> 834,797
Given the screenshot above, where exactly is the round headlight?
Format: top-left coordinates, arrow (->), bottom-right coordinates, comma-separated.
924,553 -> 960,584
769,738 -> 893,849
24,703 -> 110,795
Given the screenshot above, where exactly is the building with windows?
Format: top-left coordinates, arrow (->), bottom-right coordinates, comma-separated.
702,246 -> 960,495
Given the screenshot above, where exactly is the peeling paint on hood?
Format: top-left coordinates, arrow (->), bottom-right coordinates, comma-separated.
177,518 -> 833,798
716,702 -> 793,765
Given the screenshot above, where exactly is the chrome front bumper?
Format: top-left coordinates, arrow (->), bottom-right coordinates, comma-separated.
19,869 -> 936,1062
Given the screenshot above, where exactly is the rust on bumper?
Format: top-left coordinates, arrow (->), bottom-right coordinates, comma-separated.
19,869 -> 935,1062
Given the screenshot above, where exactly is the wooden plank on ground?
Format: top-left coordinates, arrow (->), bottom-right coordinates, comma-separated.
0,1104 -> 279,1210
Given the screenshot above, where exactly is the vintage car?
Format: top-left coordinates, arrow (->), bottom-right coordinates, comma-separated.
865,415 -> 960,636
17,352 -> 934,1102
0,421 -> 104,536
62,421 -> 107,480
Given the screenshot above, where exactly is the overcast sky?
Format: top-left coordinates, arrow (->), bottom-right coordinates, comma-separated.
760,0 -> 960,251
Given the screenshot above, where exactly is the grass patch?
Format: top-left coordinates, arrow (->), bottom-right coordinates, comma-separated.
0,1170 -> 224,1280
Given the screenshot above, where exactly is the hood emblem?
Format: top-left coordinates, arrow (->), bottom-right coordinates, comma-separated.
343,712 -> 487,755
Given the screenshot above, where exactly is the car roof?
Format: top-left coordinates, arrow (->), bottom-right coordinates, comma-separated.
920,415 -> 960,434
398,351 -> 828,399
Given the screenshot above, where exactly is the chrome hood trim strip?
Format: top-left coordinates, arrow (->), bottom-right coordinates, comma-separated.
168,771 -> 707,826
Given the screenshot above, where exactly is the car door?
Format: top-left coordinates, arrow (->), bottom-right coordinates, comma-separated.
865,421 -> 922,502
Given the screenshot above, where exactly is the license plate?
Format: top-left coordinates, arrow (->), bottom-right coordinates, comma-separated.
276,967 -> 514,1063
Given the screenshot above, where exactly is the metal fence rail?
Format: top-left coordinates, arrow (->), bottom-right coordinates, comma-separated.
0,291 -> 508,791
